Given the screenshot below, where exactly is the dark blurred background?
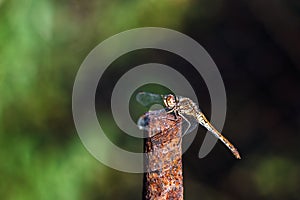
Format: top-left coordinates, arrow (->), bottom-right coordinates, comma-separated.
1,0 -> 300,199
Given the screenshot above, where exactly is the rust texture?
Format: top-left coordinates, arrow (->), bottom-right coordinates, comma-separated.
142,111 -> 183,200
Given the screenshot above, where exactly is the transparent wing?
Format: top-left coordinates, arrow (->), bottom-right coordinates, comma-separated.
136,92 -> 163,107
137,109 -> 168,135
180,113 -> 198,136
137,109 -> 198,137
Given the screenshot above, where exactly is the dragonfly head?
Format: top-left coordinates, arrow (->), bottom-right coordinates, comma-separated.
163,94 -> 177,110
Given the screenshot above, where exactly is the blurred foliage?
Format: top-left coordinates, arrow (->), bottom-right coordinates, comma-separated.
254,157 -> 299,199
1,0 -> 300,199
0,0 -> 189,199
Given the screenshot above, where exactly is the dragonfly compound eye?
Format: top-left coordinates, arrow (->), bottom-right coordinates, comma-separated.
164,94 -> 177,109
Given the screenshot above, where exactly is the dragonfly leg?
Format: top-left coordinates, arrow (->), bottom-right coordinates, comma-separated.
166,107 -> 180,120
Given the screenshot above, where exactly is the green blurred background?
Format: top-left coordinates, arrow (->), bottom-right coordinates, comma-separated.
1,0 -> 300,199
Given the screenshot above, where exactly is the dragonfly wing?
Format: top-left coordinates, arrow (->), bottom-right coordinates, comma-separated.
181,114 -> 198,136
136,92 -> 163,107
137,109 -> 169,135
138,108 -> 187,137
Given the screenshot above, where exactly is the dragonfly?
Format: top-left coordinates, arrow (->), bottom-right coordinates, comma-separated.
136,92 -> 241,159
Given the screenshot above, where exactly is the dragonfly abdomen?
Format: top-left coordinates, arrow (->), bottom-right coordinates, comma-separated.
194,110 -> 241,159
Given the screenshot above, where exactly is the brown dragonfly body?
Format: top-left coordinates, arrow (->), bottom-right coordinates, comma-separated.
163,94 -> 241,159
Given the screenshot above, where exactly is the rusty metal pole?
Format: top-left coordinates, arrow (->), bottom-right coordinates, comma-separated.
141,111 -> 184,200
